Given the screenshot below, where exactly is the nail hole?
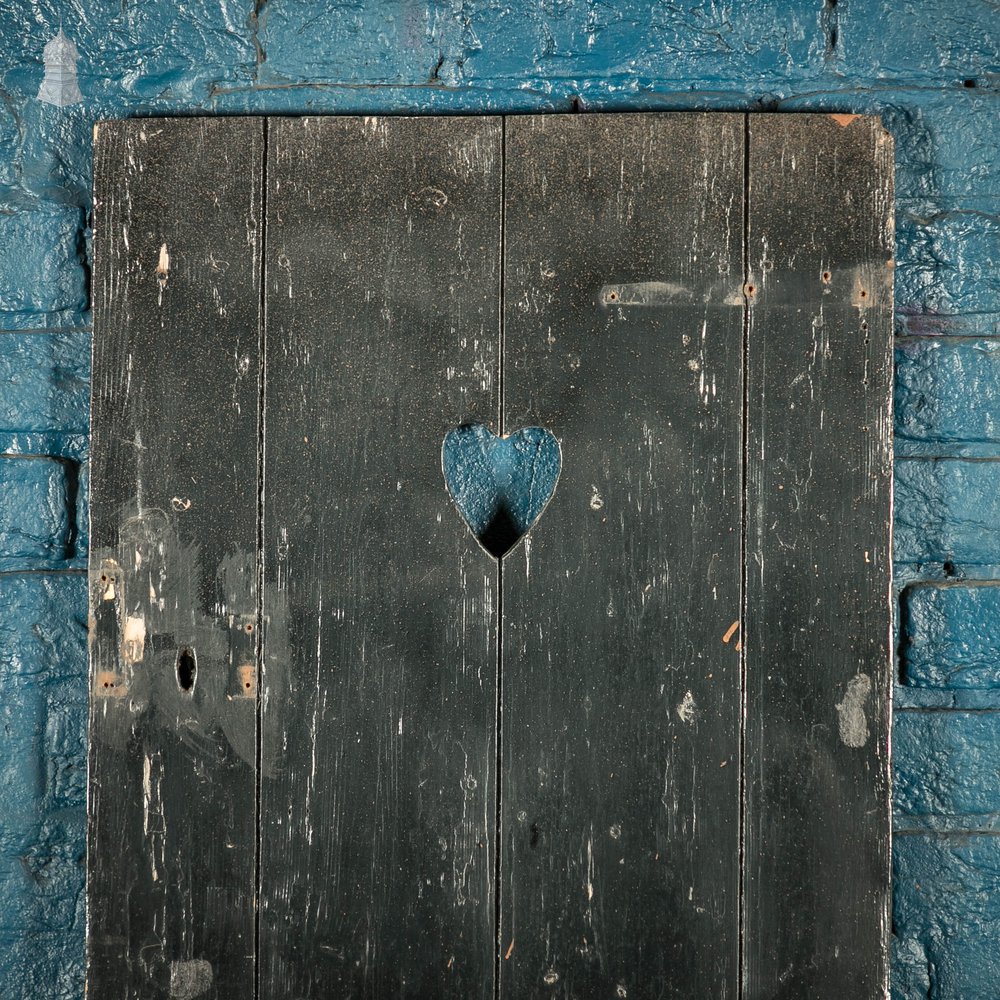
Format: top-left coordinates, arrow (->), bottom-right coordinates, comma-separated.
245,623 -> 254,633
821,271 -> 831,283
608,290 -> 619,303
860,289 -> 868,298
176,648 -> 197,692
744,283 -> 756,297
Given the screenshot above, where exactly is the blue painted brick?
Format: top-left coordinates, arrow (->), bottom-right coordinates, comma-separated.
0,574 -> 86,997
3,2 -> 255,107
896,339 -> 1000,452
893,834 -> 1000,1000
894,710 -> 1000,818
0,456 -> 72,570
894,459 -> 1000,566
0,332 -> 91,436
895,212 -> 1000,335
0,205 -> 87,316
834,2 -> 999,86
901,584 -> 1000,689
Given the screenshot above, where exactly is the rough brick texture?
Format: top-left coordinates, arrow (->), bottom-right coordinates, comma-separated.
893,836 -> 1000,1000
0,1 -> 997,996
901,585 -> 1000,690
895,460 -> 1000,567
0,575 -> 87,998
896,339 -> 1000,455
894,711 -> 1000,819
0,457 -> 73,570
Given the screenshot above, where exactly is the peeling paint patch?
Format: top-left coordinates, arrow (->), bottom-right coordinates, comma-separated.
121,615 -> 146,663
829,113 -> 861,127
835,673 -> 872,747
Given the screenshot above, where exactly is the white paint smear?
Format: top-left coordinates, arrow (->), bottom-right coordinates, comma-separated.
835,673 -> 872,748
599,281 -> 692,306
170,959 -> 213,1000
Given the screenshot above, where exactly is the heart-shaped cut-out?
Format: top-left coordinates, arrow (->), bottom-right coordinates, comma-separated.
442,424 -> 561,558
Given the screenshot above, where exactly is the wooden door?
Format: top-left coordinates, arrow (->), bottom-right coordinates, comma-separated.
88,112 -> 893,999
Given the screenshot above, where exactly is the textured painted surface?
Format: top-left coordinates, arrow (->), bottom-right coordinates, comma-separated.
901,584 -> 1000,690
896,339 -> 1000,456
0,0 -> 997,996
0,456 -> 72,569
894,711 -> 1000,821
0,575 -> 87,1000
893,836 -> 1000,1000
895,460 -> 1000,566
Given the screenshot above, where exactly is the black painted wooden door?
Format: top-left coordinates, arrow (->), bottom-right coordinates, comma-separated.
88,113 -> 893,1000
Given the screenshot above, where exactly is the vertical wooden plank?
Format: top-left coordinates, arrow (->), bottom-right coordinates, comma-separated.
88,118 -> 263,997
501,113 -> 745,998
259,116 -> 500,998
743,114 -> 894,998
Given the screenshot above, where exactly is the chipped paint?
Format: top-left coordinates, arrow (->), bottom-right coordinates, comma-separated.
676,690 -> 697,724
121,615 -> 146,663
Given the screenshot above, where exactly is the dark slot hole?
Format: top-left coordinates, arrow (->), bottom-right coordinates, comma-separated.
963,78 -> 977,88
176,648 -> 197,692
943,560 -> 958,578
479,505 -> 523,560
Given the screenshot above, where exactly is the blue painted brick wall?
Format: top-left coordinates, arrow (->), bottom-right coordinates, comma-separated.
1,2 -> 997,996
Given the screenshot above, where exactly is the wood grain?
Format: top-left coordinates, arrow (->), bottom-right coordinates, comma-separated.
258,116 -> 501,998
500,112 -> 745,999
742,113 -> 894,999
87,112 -> 894,999
88,117 -> 263,998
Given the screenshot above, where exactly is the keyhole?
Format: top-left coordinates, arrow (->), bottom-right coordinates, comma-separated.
176,648 -> 197,692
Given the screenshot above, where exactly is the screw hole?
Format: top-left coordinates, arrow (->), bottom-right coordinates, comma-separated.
176,648 -> 197,692
821,271 -> 831,283
860,289 -> 868,298
245,623 -> 254,633
608,290 -> 619,303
